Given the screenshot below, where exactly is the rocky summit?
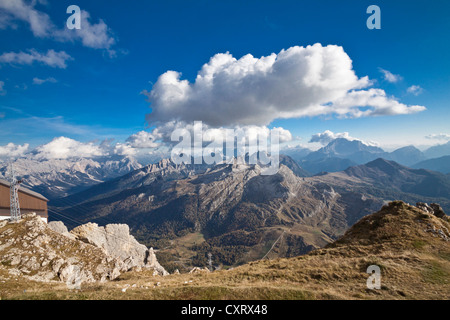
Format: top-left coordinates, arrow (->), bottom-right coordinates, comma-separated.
0,213 -> 167,290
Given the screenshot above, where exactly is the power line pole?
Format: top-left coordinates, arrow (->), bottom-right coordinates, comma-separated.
8,163 -> 22,221
208,252 -> 213,272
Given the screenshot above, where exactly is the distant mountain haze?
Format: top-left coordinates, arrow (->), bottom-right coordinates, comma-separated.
288,138 -> 438,174
424,141 -> 450,159
412,155 -> 450,174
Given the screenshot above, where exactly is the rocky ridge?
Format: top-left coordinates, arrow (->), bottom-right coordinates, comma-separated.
327,200 -> 450,250
0,214 -> 167,288
0,156 -> 142,199
68,222 -> 168,275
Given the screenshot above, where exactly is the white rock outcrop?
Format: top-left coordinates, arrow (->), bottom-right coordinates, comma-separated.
0,215 -> 168,289
69,222 -> 168,275
0,214 -> 123,285
48,221 -> 76,240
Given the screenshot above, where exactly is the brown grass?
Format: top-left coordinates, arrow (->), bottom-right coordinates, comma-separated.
1,201 -> 449,300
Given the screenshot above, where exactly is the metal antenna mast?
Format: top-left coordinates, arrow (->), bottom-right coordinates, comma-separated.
8,163 -> 22,221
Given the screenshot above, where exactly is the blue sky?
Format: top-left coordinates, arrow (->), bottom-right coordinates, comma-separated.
0,0 -> 449,156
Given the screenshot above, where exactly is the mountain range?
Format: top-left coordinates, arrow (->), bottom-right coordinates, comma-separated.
3,137 -> 450,200
423,141 -> 450,159
0,155 -> 142,199
289,138 -> 448,175
412,155 -> 450,174
51,155 -> 450,270
2,135 -> 449,270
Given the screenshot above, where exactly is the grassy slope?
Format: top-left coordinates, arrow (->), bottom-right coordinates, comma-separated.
1,201 -> 449,300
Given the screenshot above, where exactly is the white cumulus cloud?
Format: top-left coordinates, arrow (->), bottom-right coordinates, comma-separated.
309,130 -> 379,147
126,131 -> 161,149
0,142 -> 29,160
143,44 -> 425,127
113,143 -> 137,156
329,88 -> 426,117
119,121 -> 293,161
309,130 -> 353,145
136,121 -> 292,146
34,137 -> 107,160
